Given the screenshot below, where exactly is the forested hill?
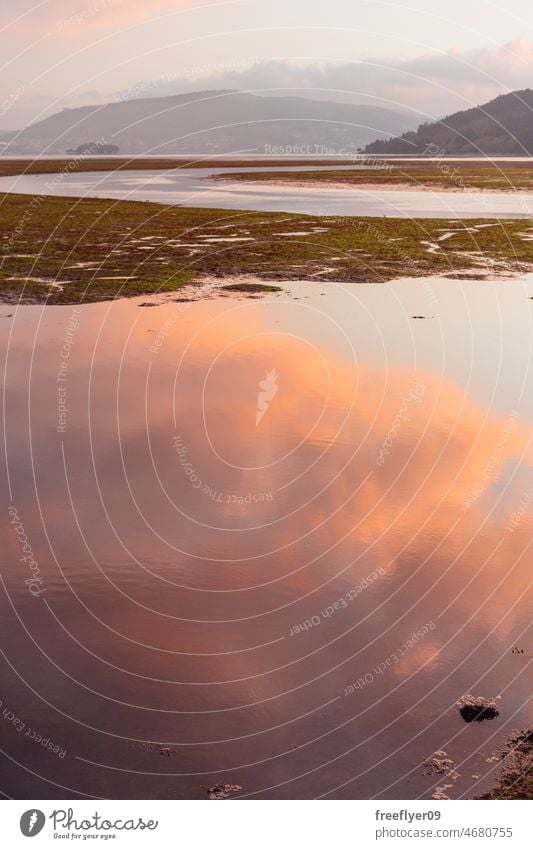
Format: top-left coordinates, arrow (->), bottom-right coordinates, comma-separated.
365,89 -> 533,155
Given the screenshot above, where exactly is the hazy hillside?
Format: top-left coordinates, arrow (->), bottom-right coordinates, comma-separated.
5,90 -> 419,155
365,89 -> 533,155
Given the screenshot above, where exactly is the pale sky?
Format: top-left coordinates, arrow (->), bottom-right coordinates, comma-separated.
2,0 -> 533,128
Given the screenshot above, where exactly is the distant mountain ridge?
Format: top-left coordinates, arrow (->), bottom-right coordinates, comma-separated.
5,90 -> 420,155
365,89 -> 533,155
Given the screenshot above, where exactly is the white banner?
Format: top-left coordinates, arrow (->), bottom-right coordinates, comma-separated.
1,799 -> 530,848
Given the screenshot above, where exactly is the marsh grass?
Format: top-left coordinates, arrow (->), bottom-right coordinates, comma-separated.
221,165 -> 533,192
1,192 -> 533,304
479,731 -> 533,800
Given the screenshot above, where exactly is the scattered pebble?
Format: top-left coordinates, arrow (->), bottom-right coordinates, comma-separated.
422,750 -> 461,800
159,747 -> 176,757
422,750 -> 457,777
511,645 -> 531,656
432,783 -> 453,800
202,783 -> 242,800
130,741 -> 177,757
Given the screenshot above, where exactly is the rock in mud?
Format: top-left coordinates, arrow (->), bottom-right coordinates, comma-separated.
457,695 -> 499,723
159,746 -> 176,757
130,741 -> 177,757
202,782 -> 243,800
422,750 -> 458,778
432,783 -> 454,800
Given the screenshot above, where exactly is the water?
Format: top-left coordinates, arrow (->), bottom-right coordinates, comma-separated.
2,166 -> 533,218
1,277 -> 532,799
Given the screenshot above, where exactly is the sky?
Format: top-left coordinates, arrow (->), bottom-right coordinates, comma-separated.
2,0 -> 533,128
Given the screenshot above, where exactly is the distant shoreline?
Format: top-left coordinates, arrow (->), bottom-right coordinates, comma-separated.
213,176 -> 531,194
0,157 -> 358,180
212,163 -> 533,193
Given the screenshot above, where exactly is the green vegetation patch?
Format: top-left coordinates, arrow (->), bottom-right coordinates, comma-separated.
221,164 -> 533,192
1,192 -> 533,304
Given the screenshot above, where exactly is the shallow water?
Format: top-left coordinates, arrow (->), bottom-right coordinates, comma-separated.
2,166 -> 533,218
1,276 -> 532,799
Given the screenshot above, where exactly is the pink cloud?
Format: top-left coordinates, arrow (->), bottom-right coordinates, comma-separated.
54,0 -> 194,32
5,0 -> 215,34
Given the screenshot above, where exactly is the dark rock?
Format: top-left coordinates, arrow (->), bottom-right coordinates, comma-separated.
458,695 -> 499,723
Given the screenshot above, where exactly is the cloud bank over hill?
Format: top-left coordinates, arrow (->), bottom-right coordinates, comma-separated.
119,41 -> 533,121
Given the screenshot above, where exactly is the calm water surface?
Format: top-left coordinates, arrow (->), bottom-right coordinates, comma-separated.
1,276 -> 532,799
2,166 -> 533,218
